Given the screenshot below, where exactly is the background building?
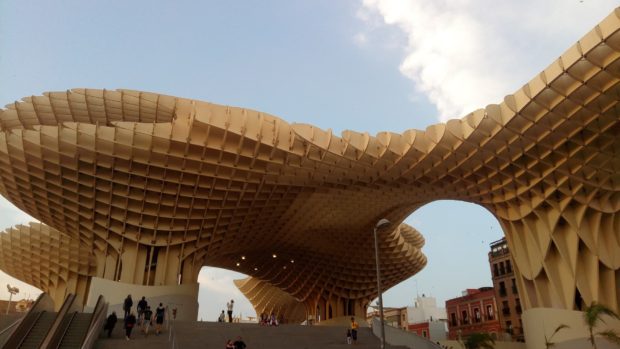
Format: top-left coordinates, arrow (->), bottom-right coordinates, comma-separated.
407,295 -> 447,341
489,238 -> 523,341
446,288 -> 501,340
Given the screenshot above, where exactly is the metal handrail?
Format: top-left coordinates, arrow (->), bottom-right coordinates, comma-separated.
51,311 -> 78,348
0,316 -> 22,338
3,293 -> 55,349
167,308 -> 177,349
41,293 -> 77,349
14,311 -> 45,349
80,295 -> 108,349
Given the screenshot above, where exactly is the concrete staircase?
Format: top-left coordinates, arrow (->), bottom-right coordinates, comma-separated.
95,321 -> 409,349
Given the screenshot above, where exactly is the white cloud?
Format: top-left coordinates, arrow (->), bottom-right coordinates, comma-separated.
358,0 -> 618,122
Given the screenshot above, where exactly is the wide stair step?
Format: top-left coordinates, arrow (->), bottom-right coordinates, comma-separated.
95,321 -> 410,349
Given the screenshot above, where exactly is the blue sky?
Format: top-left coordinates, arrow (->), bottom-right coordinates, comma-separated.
0,0 -> 617,320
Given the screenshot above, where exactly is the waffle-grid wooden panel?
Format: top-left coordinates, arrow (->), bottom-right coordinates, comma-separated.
0,223 -> 95,306
0,8 -> 619,316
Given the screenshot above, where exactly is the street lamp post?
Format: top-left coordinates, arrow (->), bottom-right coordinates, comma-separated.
6,284 -> 19,315
373,218 -> 390,349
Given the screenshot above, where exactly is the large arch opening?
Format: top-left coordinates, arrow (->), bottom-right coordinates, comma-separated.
197,267 -> 256,321
373,200 -> 504,321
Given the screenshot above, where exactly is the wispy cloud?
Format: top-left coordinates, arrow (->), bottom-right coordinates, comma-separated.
358,0 -> 618,122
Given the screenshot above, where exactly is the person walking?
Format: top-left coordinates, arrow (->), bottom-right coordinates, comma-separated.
218,310 -> 226,322
142,305 -> 153,336
350,317 -> 359,344
124,311 -> 137,340
346,329 -> 352,344
155,303 -> 165,335
136,296 -> 147,324
226,300 -> 234,323
123,295 -> 133,319
104,312 -> 117,338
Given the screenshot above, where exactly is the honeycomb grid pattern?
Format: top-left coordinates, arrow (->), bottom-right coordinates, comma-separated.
0,223 -> 95,305
0,8 -> 618,317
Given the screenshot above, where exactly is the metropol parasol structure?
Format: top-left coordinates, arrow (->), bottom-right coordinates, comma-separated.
0,6 -> 618,339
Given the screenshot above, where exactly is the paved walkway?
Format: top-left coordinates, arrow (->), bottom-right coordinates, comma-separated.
95,320 -> 409,349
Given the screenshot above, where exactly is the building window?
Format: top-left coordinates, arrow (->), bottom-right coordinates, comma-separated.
502,301 -> 510,315
506,320 -> 513,334
499,281 -> 507,297
511,278 -> 518,294
506,260 -> 512,273
499,261 -> 505,275
486,305 -> 494,320
461,310 -> 469,325
474,308 -> 481,323
451,313 -> 457,326
493,263 -> 499,277
516,298 -> 522,314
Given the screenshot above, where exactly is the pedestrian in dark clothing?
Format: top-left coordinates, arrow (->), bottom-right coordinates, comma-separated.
104,312 -> 117,338
124,312 -> 137,340
137,296 -> 147,323
123,295 -> 133,319
142,306 -> 153,336
155,303 -> 165,335
233,336 -> 247,349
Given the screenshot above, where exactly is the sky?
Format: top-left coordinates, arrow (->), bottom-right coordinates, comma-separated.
0,0 -> 617,321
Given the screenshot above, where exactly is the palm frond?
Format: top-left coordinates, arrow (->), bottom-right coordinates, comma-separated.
583,302 -> 620,328
551,324 -> 570,336
597,330 -> 620,345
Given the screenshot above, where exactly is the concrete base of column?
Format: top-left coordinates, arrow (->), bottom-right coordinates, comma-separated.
85,277 -> 199,321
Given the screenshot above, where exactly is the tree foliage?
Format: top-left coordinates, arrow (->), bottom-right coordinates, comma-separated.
464,332 -> 495,349
583,302 -> 620,349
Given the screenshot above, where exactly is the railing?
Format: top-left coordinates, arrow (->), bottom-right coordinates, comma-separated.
81,295 -> 108,349
371,317 -> 442,349
0,316 -> 23,347
41,293 -> 78,348
3,293 -> 56,349
167,307 -> 177,349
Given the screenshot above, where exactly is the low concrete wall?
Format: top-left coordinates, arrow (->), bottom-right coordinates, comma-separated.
439,339 -> 525,349
85,277 -> 199,321
372,317 -> 442,349
523,308 -> 620,349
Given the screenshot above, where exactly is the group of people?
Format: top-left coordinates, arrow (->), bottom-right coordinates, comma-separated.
258,312 -> 280,326
103,294 -> 166,340
218,299 -> 236,323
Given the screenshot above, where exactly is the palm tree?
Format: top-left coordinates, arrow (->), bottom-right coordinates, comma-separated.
583,301 -> 620,349
544,324 -> 569,349
463,332 -> 495,349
